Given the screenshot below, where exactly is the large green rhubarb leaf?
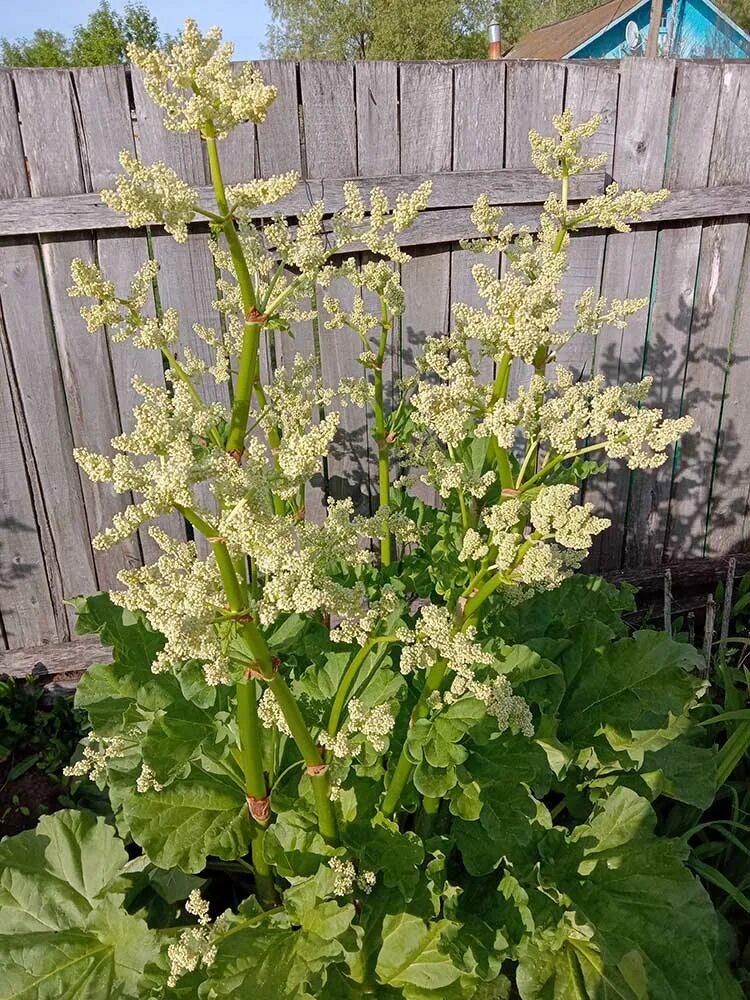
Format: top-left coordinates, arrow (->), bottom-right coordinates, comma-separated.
0,810 -> 159,1000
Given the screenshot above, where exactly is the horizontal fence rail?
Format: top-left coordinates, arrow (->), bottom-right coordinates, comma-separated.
2,57 -> 750,666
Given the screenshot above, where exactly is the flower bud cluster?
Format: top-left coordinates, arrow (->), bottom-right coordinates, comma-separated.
69,257 -> 179,350
321,698 -> 396,759
529,110 -> 608,179
102,152 -> 198,243
328,857 -> 376,896
63,732 -> 132,783
167,890 -> 221,987
129,19 -> 277,139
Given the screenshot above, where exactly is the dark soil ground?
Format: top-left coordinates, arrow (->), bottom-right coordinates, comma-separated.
0,759 -> 66,836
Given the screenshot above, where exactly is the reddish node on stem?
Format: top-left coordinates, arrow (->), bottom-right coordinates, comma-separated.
245,307 -> 269,325
306,762 -> 329,777
246,794 -> 271,824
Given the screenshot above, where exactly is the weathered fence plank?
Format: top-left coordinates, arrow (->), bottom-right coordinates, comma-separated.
588,57 -> 676,571
626,61 -> 723,566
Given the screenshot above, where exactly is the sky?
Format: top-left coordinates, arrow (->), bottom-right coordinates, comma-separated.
0,0 -> 272,59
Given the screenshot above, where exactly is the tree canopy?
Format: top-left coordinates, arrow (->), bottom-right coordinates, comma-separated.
1,2 -> 161,67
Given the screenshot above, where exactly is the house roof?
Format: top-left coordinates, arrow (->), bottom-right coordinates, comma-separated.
506,0 -> 644,59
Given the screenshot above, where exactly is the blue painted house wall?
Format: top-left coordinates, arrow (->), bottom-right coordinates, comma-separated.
568,0 -> 750,58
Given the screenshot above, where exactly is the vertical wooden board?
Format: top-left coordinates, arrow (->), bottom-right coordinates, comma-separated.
685,62 -> 750,559
255,60 -> 303,175
625,62 -> 722,566
0,318 -> 58,648
708,235 -> 750,555
556,62 -> 619,380
356,63 -> 400,501
450,61 -> 506,384
504,61 -> 566,397
0,72 -> 97,616
299,62 -> 357,177
355,62 -> 399,177
587,58 -> 675,572
300,63 -> 360,518
399,63 -> 454,504
13,68 -> 140,589
254,60 -> 311,371
73,66 -> 185,561
504,61 -> 567,168
217,63 -> 257,185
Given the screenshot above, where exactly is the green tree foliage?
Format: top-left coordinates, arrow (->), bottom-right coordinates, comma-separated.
0,2 -> 161,68
264,0 -> 502,59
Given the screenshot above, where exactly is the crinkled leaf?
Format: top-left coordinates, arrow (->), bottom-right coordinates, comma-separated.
121,771 -> 250,872
0,810 -> 128,933
452,735 -> 553,875
0,811 -> 159,999
642,738 -> 716,809
375,912 -> 469,998
263,808 -> 336,878
141,699 -> 221,786
344,812 -> 425,897
407,698 -> 486,768
558,630 -> 703,754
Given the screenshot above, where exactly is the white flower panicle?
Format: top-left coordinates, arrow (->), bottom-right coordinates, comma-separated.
129,19 -> 277,139
69,257 -> 180,350
63,733 -> 132,783
328,858 -> 376,896
167,890 -> 218,987
321,698 -> 396,759
399,605 -> 494,678
102,152 -> 198,243
529,110 -> 609,179
226,171 -> 300,217
135,763 -> 163,793
258,687 -> 291,736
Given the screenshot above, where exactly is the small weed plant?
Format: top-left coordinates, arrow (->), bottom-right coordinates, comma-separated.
0,20 -> 740,999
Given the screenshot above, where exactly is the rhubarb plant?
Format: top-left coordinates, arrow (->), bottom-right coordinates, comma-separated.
0,19 -> 741,1000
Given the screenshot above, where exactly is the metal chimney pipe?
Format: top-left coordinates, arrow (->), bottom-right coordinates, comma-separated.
488,21 -> 502,59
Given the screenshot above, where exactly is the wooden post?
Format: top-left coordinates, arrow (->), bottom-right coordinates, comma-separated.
646,0 -> 665,57
488,22 -> 502,59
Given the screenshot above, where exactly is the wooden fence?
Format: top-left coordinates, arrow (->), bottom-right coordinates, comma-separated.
2,56 -> 750,667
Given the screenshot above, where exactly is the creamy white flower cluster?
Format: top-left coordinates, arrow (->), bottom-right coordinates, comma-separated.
111,531 -> 233,684
102,152 -> 198,243
68,257 -> 179,350
412,345 -> 490,450
478,366 -> 693,469
218,497 -> 417,628
129,19 -> 277,139
74,379 -> 232,550
557,183 -> 669,235
398,605 -> 533,734
321,698 -> 396,759
328,857 -> 376,896
226,171 -> 300,219
398,604 -> 493,677
167,889 -> 227,987
264,180 -> 431,278
63,732 -> 132,783
529,110 -> 608,179
330,584 -> 401,646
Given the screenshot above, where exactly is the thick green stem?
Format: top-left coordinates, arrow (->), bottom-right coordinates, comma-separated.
374,299 -> 392,565
205,131 -> 261,459
416,795 -> 440,839
268,672 -> 339,843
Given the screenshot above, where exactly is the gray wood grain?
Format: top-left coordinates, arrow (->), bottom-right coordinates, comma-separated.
626,62 -> 723,567
588,58 -> 676,572
0,322 -> 58,648
0,72 -> 97,625
14,69 -> 140,590
399,63 -> 454,505
355,62 -> 399,177
684,63 -> 750,559
450,61 -> 506,385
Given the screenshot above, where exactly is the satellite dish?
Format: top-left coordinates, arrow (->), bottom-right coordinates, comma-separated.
625,20 -> 641,50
